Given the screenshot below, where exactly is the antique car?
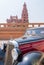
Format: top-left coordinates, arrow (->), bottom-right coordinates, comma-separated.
0,27 -> 44,65
10,27 -> 44,65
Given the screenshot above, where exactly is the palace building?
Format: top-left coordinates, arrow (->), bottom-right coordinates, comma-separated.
0,3 -> 29,40
0,3 -> 44,40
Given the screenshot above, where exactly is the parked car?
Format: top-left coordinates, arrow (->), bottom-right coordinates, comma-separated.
10,27 -> 44,65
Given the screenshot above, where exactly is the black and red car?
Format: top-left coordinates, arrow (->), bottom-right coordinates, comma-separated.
0,27 -> 44,65
10,27 -> 44,65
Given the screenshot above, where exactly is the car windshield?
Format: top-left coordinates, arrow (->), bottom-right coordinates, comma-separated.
25,27 -> 44,37
17,52 -> 42,65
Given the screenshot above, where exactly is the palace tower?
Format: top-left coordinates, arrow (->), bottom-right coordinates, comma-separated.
22,3 -> 28,22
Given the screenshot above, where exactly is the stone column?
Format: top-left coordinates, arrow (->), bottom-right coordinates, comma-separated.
4,43 -> 14,65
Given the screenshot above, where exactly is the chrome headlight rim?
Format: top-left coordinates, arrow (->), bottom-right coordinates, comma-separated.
9,40 -> 19,48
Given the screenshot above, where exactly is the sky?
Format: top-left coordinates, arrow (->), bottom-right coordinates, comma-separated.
0,0 -> 44,23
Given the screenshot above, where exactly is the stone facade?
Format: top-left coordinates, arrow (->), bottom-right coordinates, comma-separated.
0,3 -> 29,40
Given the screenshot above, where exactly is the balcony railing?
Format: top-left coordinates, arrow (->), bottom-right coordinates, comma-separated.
28,23 -> 44,28
0,23 -> 44,28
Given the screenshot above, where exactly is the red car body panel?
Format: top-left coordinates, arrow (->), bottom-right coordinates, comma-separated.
19,39 -> 44,54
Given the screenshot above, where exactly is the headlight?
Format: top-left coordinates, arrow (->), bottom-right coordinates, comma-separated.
9,40 -> 19,48
11,48 -> 18,61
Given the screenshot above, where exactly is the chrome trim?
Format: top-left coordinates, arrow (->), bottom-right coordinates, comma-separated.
9,40 -> 19,48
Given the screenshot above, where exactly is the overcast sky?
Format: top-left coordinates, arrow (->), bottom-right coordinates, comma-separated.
0,0 -> 44,23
